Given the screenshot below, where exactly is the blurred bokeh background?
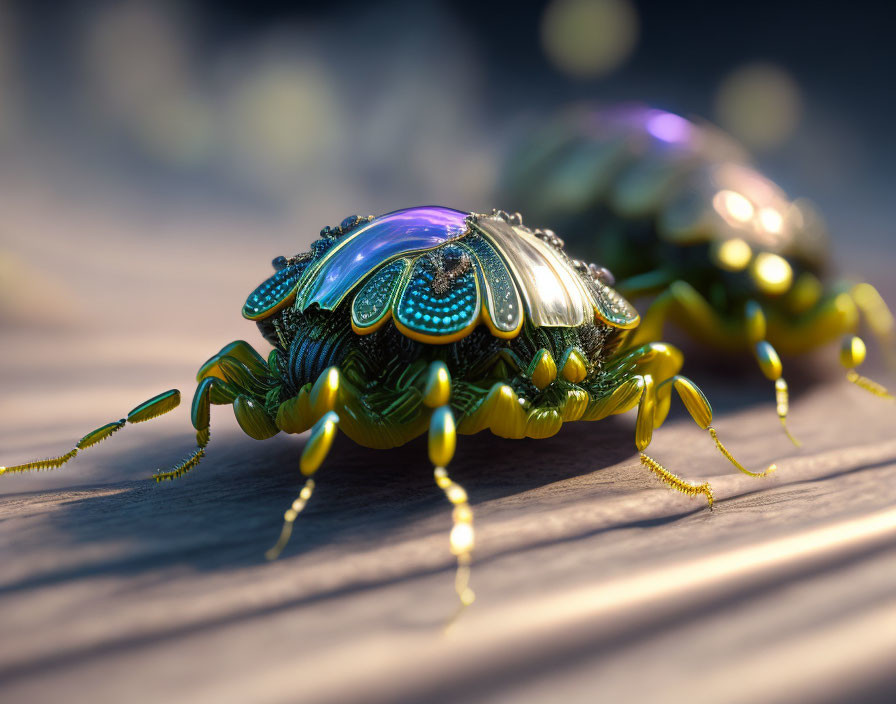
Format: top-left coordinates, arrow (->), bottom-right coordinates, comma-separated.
2,0 -> 893,336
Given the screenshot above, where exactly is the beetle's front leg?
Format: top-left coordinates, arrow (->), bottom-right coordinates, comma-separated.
425,362 -> 475,614
152,376 -> 235,481
265,410 -> 340,561
1,390 -> 180,475
265,365 -> 341,560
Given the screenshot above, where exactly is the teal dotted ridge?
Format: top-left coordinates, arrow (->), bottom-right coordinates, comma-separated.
394,253 -> 480,339
466,235 -> 523,333
242,265 -> 305,320
351,259 -> 409,330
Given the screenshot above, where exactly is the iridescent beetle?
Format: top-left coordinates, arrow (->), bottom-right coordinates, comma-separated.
1,206 -> 775,607
500,105 -> 895,445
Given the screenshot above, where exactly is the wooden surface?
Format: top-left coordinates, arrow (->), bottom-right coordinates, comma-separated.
1,186 -> 894,704
2,327 -> 896,704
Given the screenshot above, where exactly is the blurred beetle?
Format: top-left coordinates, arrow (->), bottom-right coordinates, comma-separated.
500,104 -> 895,444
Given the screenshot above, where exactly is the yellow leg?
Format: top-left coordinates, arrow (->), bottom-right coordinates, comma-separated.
153,377 -> 226,481
623,280 -> 730,351
1,390 -> 180,476
266,411 -> 339,560
661,374 -> 777,478
639,453 -> 714,508
430,391 -> 475,614
841,335 -> 894,401
746,301 -> 801,447
851,283 -> 895,365
633,373 -> 715,508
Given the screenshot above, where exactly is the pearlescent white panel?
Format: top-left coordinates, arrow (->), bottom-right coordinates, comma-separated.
473,216 -> 595,328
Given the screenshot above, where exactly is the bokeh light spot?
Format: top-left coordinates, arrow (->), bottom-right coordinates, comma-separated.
713,189 -> 755,224
646,110 -> 692,143
541,0 -> 638,79
758,207 -> 784,235
714,63 -> 802,150
226,60 -> 340,178
751,252 -> 793,295
714,238 -> 753,271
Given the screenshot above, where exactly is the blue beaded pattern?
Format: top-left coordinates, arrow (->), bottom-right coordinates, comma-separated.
394,250 -> 481,339
465,234 -> 523,334
242,264 -> 306,320
351,259 -> 409,330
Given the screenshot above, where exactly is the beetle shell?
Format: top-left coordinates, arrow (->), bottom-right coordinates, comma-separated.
501,104 -> 831,276
244,206 -> 639,345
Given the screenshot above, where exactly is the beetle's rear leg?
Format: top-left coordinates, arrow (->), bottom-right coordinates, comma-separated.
620,357 -> 775,507
622,280 -> 724,351
630,374 -> 715,508
851,282 -> 896,367
1,390 -> 180,475
655,374 -> 777,478
623,285 -> 800,446
745,301 -> 800,447
840,335 -> 895,401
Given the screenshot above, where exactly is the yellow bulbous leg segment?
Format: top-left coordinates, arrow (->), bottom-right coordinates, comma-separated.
528,349 -> 558,390
423,361 -> 452,408
747,301 -> 801,447
1,390 -> 180,476
266,411 -> 340,561
841,335 -> 894,400
310,366 -> 341,417
560,348 -> 587,383
430,403 -> 475,614
666,374 -> 777,478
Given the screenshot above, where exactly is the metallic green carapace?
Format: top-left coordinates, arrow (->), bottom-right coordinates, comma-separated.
3,206 -> 775,612
500,105 -> 896,445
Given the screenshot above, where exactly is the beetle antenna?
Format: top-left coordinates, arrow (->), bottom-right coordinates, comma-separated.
1,390 -> 180,476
